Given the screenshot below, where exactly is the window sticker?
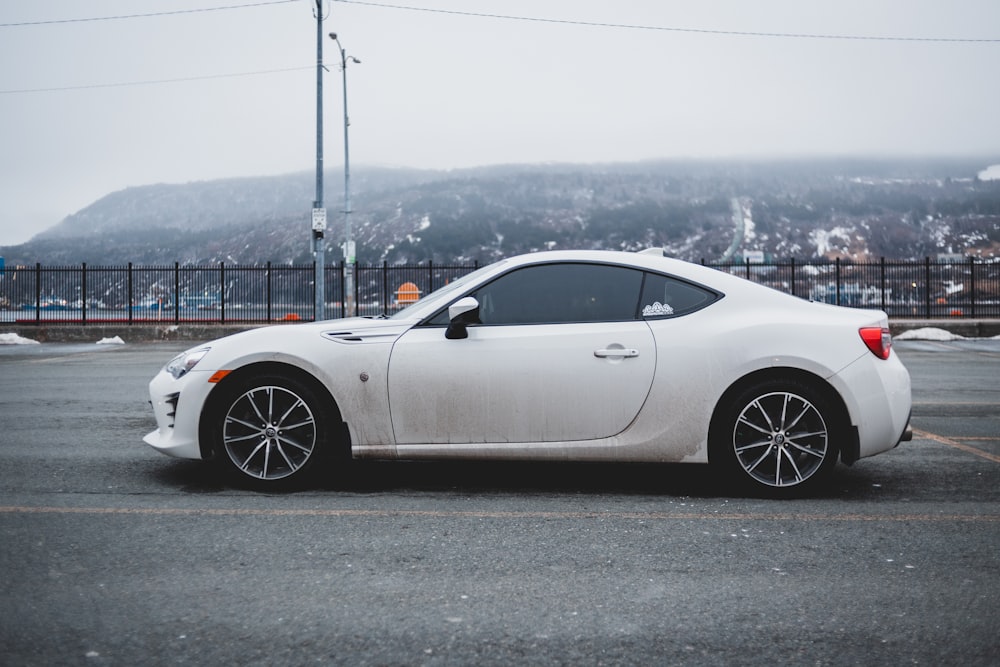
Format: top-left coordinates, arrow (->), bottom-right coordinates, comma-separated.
642,301 -> 674,317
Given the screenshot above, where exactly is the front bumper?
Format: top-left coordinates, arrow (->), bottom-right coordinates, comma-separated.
143,368 -> 217,460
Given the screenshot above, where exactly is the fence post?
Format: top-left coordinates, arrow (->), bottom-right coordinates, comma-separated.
880,257 -> 886,313
429,260 -> 435,294
220,262 -> 226,324
128,262 -> 134,325
266,261 -> 272,322
790,257 -> 796,297
969,256 -> 976,318
174,262 -> 180,325
835,257 -> 841,305
924,257 -> 931,319
337,261 -> 344,319
382,261 -> 389,317
81,262 -> 87,325
311,261 -> 317,321
35,263 -> 40,325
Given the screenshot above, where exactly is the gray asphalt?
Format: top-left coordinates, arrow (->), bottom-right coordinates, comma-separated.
0,339 -> 998,666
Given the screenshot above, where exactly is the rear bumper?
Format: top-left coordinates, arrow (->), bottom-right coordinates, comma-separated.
830,350 -> 912,461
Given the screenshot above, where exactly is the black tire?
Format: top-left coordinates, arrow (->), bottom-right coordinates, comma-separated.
711,379 -> 841,497
210,373 -> 332,490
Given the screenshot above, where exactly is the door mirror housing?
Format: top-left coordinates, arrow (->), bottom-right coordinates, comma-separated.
445,296 -> 480,340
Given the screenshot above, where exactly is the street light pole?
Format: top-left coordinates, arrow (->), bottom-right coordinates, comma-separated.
329,32 -> 359,318
311,0 -> 327,320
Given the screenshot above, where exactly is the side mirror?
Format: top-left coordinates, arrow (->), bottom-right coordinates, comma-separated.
445,296 -> 480,340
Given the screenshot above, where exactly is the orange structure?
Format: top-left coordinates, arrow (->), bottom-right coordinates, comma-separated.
395,282 -> 422,305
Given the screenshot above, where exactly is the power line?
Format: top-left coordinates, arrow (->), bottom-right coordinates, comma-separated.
336,0 -> 1000,43
0,66 -> 314,95
0,0 -> 299,28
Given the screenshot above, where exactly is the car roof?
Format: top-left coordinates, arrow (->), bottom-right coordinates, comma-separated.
504,248 -> 732,283
505,248 -> 806,306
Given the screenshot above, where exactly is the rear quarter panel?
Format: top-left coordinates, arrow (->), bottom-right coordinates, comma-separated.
631,296 -> 884,463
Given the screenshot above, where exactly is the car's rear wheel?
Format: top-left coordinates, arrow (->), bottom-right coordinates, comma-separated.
212,374 -> 330,489
712,379 -> 840,496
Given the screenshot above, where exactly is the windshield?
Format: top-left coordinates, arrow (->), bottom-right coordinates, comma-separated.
389,260 -> 507,320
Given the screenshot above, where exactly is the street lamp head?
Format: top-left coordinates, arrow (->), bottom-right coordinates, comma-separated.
328,32 -> 337,40
348,56 -> 361,64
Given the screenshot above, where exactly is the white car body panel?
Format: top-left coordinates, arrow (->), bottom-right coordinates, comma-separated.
143,249 -> 912,488
388,321 -> 655,444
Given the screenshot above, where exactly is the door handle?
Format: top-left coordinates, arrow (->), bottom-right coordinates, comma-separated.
594,348 -> 639,358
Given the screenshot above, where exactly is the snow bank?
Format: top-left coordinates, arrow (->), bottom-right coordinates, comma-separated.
0,332 -> 40,345
895,327 -> 966,341
96,336 -> 126,345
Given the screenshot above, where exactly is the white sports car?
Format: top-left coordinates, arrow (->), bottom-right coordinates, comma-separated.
145,249 -> 912,496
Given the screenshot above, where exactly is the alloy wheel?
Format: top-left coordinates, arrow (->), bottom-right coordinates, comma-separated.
222,385 -> 318,481
732,391 -> 830,488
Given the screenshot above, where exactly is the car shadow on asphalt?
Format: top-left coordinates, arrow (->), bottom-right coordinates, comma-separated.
149,457 -> 888,501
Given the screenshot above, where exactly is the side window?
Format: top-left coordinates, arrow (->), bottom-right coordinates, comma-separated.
640,273 -> 719,318
471,263 -> 644,325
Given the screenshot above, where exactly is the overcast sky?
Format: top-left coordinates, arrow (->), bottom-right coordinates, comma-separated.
1,0 -> 998,246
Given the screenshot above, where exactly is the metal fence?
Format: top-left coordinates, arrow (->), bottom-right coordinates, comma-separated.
1,257 -> 997,324
707,257 -> 1000,319
0,261 -> 478,324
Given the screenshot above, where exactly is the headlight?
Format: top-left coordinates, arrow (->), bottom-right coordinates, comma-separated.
165,347 -> 211,380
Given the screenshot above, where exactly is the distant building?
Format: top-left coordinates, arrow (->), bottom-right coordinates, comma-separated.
936,253 -> 965,263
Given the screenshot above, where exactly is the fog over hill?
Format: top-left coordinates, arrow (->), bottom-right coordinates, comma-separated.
3,159 -> 999,266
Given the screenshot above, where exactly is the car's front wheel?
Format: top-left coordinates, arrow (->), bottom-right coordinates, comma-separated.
211,374 -> 331,489
711,379 -> 841,496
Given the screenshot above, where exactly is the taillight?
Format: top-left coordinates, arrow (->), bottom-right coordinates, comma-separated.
859,327 -> 892,360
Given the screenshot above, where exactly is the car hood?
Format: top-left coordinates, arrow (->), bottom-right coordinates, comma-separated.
194,316 -> 417,352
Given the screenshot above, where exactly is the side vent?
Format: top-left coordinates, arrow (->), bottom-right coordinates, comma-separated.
324,332 -> 364,342
322,331 -> 402,344
165,392 -> 180,428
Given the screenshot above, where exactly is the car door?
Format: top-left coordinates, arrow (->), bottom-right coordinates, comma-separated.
387,262 -> 656,445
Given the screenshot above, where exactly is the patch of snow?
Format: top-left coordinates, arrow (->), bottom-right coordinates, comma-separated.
96,336 -> 126,345
0,333 -> 40,345
895,327 -> 966,341
977,165 -> 1000,181
931,224 -> 951,248
810,226 -> 853,256
417,215 -> 431,231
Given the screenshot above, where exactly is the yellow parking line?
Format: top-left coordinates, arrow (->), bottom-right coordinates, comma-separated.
0,506 -> 997,522
913,428 -> 1000,463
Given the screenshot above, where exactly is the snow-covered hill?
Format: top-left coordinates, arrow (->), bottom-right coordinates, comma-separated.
3,159 -> 998,265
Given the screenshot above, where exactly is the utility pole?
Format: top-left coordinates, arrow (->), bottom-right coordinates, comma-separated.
330,33 -> 359,318
311,0 -> 327,320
